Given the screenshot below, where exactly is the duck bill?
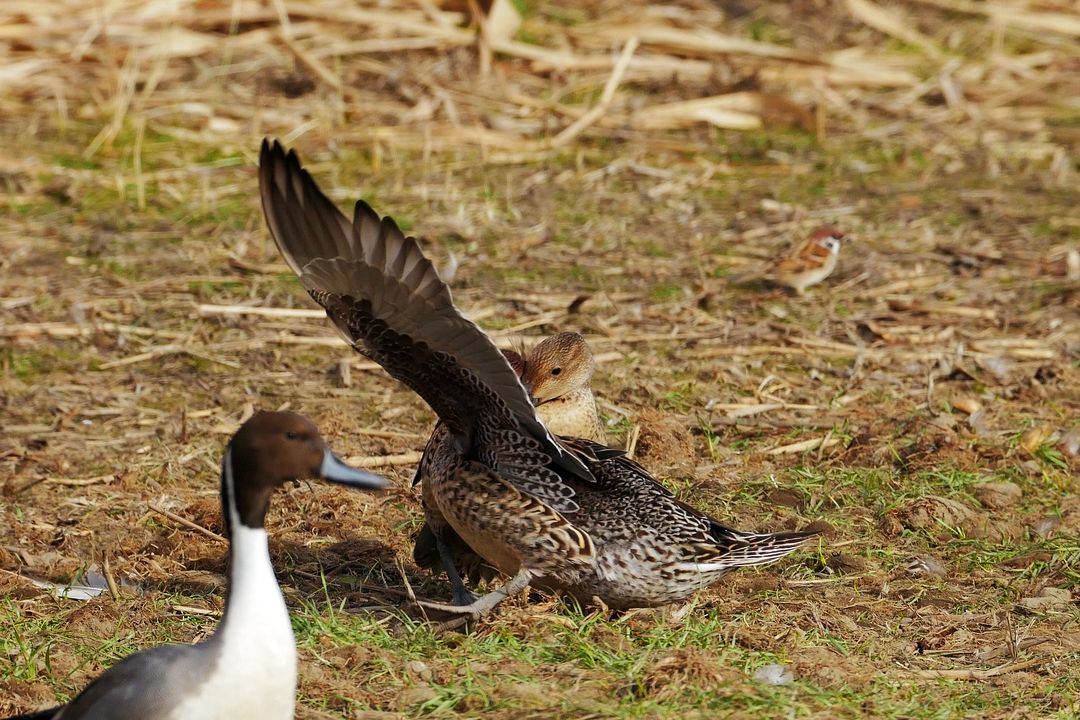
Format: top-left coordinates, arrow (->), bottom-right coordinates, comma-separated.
521,379 -> 541,407
319,450 -> 388,489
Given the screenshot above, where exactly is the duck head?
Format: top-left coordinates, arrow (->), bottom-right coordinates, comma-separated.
522,332 -> 596,404
224,411 -> 386,531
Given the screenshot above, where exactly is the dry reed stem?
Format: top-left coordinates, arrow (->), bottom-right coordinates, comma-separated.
1,0 -> 1070,156
549,36 -> 639,148
846,0 -> 942,59
148,503 -> 228,544
345,451 -> 424,468
903,658 -> 1045,680
766,436 -> 842,456
197,304 -> 326,318
46,474 -> 116,487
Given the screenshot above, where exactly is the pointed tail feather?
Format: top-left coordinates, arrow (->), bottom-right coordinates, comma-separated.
695,529 -> 817,572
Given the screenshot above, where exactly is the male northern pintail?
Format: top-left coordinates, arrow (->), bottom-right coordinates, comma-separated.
7,411 -> 386,720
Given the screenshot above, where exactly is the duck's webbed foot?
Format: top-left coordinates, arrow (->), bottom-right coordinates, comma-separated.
415,567 -> 532,630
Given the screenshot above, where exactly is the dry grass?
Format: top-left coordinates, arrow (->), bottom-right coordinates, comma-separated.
2,0 -> 1079,718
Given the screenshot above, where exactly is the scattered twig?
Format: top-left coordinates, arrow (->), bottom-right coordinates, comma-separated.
549,36 -> 638,148
352,427 -> 428,440
714,402 -> 820,418
815,429 -> 835,462
279,30 -> 342,91
102,554 -> 120,601
338,358 -> 352,388
0,322 -> 185,340
102,345 -> 241,370
786,574 -> 867,586
846,0 -> 942,58
766,436 -> 842,455
149,503 -> 227,544
624,423 -> 641,459
170,604 -> 221,616
975,636 -> 1053,663
270,333 -> 351,348
903,658 -> 1044,680
345,451 -> 424,468
46,474 -> 116,487
887,298 -> 998,320
197,304 -> 326,319
490,312 -> 567,336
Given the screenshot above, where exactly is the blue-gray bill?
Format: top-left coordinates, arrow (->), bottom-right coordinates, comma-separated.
319,450 -> 387,489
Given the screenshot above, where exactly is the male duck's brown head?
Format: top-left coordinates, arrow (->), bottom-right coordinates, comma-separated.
224,411 -> 386,531
522,332 -> 596,404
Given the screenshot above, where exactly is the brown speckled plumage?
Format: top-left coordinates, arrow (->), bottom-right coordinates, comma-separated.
413,332 -> 606,584
259,140 -> 818,611
410,332 -> 609,587
767,227 -> 845,295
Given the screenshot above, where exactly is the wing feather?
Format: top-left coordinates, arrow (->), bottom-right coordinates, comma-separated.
259,140 -> 591,488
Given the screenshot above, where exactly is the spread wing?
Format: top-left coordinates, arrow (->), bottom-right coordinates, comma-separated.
258,140 -> 591,499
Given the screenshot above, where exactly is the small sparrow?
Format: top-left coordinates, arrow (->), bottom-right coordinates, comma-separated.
737,227 -> 845,295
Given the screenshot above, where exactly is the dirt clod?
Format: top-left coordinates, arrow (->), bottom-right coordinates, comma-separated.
392,686 -> 439,710
1000,551 -> 1052,569
639,648 -> 740,700
826,552 -> 867,574
1017,587 -> 1072,612
893,496 -> 978,532
801,519 -> 836,537
790,647 -> 876,690
766,487 -> 807,510
632,409 -> 696,473
492,681 -> 550,706
891,495 -> 1021,542
972,481 -> 1022,510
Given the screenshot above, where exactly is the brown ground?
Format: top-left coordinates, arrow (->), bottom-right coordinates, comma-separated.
1,1 -> 1079,718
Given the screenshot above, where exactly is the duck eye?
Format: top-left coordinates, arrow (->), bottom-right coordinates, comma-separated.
551,367 -> 562,376
285,431 -> 300,441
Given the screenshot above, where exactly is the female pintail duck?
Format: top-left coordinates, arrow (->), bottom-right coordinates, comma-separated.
258,140 -> 817,620
412,333 -> 607,594
8,412 -> 386,720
